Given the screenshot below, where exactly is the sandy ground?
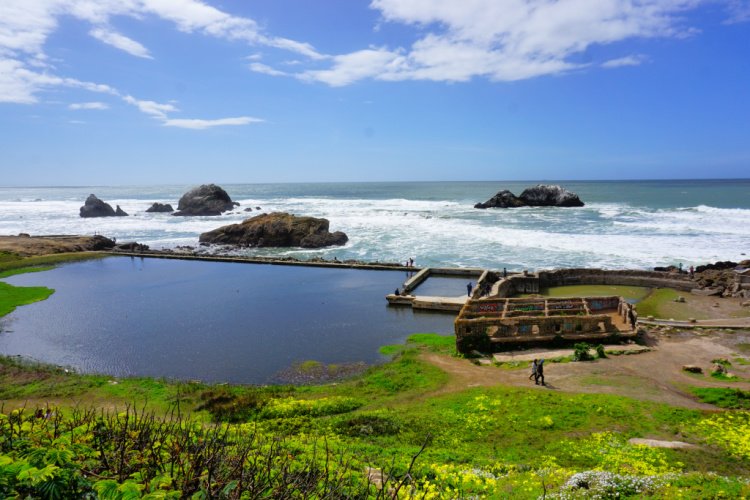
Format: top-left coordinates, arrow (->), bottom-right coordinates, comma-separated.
422,329 -> 750,409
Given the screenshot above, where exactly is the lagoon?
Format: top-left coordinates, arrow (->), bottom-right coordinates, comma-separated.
0,257 -> 455,384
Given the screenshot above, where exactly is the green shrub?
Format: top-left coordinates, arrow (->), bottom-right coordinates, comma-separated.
574,343 -> 593,361
596,344 -> 607,359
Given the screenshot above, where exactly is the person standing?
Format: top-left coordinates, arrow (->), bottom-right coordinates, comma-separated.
529,359 -> 538,384
466,282 -> 473,297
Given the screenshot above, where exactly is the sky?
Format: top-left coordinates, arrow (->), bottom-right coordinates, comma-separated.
1,0 -> 749,185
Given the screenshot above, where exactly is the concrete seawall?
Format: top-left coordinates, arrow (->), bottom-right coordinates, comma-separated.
107,250 -> 416,272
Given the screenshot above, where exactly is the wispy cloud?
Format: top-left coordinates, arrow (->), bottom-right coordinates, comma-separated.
162,117 -> 264,129
122,95 -> 262,130
249,62 -> 289,77
0,0 -> 322,107
290,0 -> 705,85
123,95 -> 178,119
69,101 -> 109,110
89,27 -> 153,59
602,54 -> 648,68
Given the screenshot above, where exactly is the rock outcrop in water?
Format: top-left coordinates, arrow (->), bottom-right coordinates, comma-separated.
199,212 -> 348,248
146,202 -> 174,213
475,185 -> 584,209
79,194 -> 128,217
173,184 -> 238,216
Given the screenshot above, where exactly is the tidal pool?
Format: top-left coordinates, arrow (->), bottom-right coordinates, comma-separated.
0,257 -> 455,384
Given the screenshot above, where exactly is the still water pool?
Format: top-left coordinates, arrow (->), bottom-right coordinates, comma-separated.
0,257 -> 455,384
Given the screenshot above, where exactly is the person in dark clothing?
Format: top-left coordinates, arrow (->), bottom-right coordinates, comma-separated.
529,359 -> 538,384
394,288 -> 400,296
466,282 -> 473,296
537,358 -> 545,386
503,268 -> 507,278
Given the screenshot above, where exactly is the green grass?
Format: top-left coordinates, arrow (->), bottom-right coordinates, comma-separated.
405,333 -> 457,355
691,387 -> 750,409
636,288 -> 709,320
520,284 -> 651,302
378,344 -> 404,356
0,281 -> 54,317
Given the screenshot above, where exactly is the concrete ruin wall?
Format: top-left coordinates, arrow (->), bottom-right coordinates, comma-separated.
455,296 -> 636,353
537,268 -> 693,291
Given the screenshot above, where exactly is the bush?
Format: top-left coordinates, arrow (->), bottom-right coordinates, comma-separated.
596,344 -> 607,359
574,343 -> 594,361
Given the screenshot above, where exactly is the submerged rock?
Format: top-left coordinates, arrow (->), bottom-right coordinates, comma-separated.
199,212 -> 348,248
79,194 -> 128,218
146,202 -> 174,213
173,184 -> 238,216
475,184 -> 584,209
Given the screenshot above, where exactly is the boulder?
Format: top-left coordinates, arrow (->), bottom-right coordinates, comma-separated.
518,184 -> 585,207
199,212 -> 348,248
173,184 -> 238,216
146,202 -> 174,213
475,184 -> 584,209
682,365 -> 702,374
114,242 -> 150,251
79,194 -> 128,218
474,190 -> 525,209
115,205 -> 128,216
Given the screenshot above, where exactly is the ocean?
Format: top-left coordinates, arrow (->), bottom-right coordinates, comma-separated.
1,180 -> 749,270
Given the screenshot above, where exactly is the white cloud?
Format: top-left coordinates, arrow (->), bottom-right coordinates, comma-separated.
296,0 -> 704,85
725,0 -> 750,23
0,57 -> 117,103
89,27 -> 153,59
69,101 -> 109,110
602,55 -> 648,68
123,95 -> 178,119
0,0 -> 323,105
162,116 -> 263,129
249,62 -> 288,77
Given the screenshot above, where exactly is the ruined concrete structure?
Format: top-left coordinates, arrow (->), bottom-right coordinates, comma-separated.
455,295 -> 636,353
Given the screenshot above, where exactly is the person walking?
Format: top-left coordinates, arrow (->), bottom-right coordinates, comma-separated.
537,358 -> 545,386
529,359 -> 538,384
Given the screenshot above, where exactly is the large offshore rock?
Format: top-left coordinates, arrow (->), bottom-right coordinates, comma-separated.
145,202 -> 174,213
474,190 -> 525,209
79,194 -> 128,217
173,184 -> 238,216
199,212 -> 348,248
475,184 -> 584,209
518,185 -> 585,207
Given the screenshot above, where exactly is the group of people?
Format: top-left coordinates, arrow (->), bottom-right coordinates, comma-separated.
404,257 -> 415,267
529,358 -> 545,386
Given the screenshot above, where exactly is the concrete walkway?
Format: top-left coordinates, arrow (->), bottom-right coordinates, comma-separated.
491,343 -> 650,363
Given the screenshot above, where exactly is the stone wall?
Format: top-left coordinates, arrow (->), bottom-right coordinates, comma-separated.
538,268 -> 693,291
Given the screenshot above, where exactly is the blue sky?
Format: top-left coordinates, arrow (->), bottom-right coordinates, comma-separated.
1,0 -> 749,185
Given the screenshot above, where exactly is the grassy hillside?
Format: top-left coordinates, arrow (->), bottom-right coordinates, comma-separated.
1,339 -> 749,498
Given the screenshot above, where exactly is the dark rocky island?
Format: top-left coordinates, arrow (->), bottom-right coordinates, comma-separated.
79,194 -> 129,217
475,184 -> 584,209
173,184 -> 238,216
199,212 -> 348,248
146,202 -> 174,213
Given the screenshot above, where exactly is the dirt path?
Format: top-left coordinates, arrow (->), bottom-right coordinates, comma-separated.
421,329 -> 750,410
